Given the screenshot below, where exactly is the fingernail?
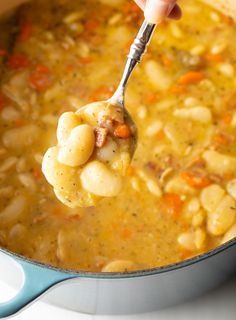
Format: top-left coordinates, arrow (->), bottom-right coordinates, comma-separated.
144,0 -> 176,24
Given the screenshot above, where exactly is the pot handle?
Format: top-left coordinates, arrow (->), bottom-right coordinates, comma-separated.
0,257 -> 77,318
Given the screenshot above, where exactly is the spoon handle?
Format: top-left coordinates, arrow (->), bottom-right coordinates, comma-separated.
111,20 -> 156,106
128,20 -> 156,62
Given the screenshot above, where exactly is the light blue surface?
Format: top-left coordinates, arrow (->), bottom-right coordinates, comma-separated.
0,257 -> 76,318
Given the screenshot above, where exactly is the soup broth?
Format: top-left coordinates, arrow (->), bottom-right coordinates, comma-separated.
0,0 -> 236,271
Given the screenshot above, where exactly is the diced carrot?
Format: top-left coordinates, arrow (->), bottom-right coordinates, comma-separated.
84,19 -> 100,31
171,85 -> 187,94
29,64 -> 52,92
120,227 -> 132,240
0,48 -> 7,57
224,93 -> 236,110
8,53 -> 30,70
33,166 -> 42,180
160,54 -> 172,67
144,92 -> 160,104
221,14 -> 234,25
89,85 -> 115,102
17,21 -> 32,42
213,133 -> 231,146
157,129 -> 165,140
114,124 -> 130,139
204,53 -> 223,63
162,193 -> 183,217
222,112 -> 232,125
79,57 -> 92,65
178,71 -> 205,85
181,171 -> 211,188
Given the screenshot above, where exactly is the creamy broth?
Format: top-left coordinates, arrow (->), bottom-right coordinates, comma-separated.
0,0 -> 236,272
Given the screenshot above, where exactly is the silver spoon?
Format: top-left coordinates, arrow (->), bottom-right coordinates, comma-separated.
108,20 -> 156,156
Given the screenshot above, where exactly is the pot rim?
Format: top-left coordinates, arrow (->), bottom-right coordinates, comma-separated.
1,236 -> 236,279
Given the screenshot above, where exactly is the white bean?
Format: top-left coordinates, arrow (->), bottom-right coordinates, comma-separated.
226,179 -> 236,200
80,160 -> 122,197
194,228 -> 206,250
3,125 -> 40,150
165,176 -> 195,195
0,157 -> 17,172
178,232 -> 196,251
200,184 -> 225,212
54,187 -> 96,208
57,112 -> 80,146
203,150 -> 236,175
207,195 -> 236,236
145,60 -> 172,90
58,124 -> 95,167
192,210 -> 205,227
174,106 -> 212,123
111,152 -> 131,175
96,138 -> 118,162
102,260 -> 134,272
145,120 -> 163,137
218,63 -> 234,78
0,195 -> 27,227
221,223 -> 236,244
18,173 -> 37,192
1,106 -> 20,122
42,146 -> 79,192
76,101 -> 106,126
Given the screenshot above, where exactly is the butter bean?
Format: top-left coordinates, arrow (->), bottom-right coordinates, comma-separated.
58,124 -> 95,167
57,112 -> 80,146
80,160 -> 122,196
207,195 -> 236,236
102,260 -> 134,272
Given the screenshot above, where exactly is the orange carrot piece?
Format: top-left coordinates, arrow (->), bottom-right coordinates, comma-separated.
162,193 -> 183,217
33,166 -> 42,180
204,53 -> 223,63
114,124 -> 130,139
160,54 -> 172,67
84,19 -> 100,31
181,171 -> 211,188
8,53 -> 30,70
89,85 -> 115,102
29,64 -> 52,92
222,112 -> 232,125
213,133 -> 231,146
171,85 -> 187,94
79,57 -> 92,65
178,71 -> 205,85
17,21 -> 32,42
221,14 -> 234,25
144,92 -> 160,104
